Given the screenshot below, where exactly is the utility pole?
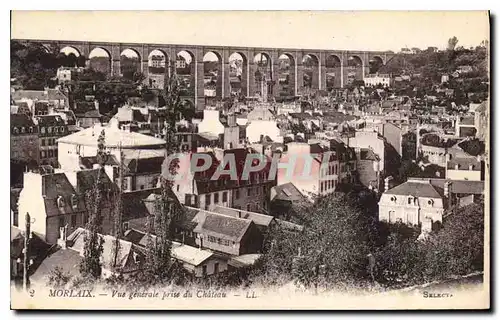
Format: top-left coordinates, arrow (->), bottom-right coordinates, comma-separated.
23,212 -> 31,291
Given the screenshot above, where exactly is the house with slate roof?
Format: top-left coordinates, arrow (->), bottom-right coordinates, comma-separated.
18,168 -> 117,244
192,210 -> 263,256
378,177 -> 484,232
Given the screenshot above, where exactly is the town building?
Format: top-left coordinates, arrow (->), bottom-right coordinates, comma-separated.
11,113 -> 39,166
30,227 -> 144,282
192,210 -> 264,256
170,147 -> 276,214
11,87 -> 69,112
363,73 -> 392,87
277,142 -> 340,197
378,177 -> 484,232
35,114 -> 68,167
57,119 -> 166,192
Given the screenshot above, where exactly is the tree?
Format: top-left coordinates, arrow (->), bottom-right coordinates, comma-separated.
447,36 -> 459,51
110,149 -> 124,272
141,62 -> 184,284
291,194 -> 373,292
422,203 -> 484,281
79,130 -> 106,279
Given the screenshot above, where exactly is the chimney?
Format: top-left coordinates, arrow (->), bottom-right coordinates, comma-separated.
57,225 -> 69,249
384,176 -> 393,192
227,114 -> 236,127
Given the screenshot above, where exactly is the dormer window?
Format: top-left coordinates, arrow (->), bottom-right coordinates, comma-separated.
71,194 -> 78,209
57,196 -> 65,208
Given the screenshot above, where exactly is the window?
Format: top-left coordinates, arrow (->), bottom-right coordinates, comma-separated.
55,149 -> 58,158
176,184 -> 180,192
71,214 -> 76,227
48,127 -> 52,134
222,192 -> 228,203
60,126 -> 65,133
54,127 -> 58,133
48,150 -> 53,157
29,127 -> 33,133
41,139 -> 45,146
235,189 -> 240,199
13,127 -> 19,134
205,194 -> 211,205
247,188 -> 252,197
247,204 -> 251,211
41,127 -> 46,134
71,194 -> 78,209
202,265 -> 207,276
83,213 -> 88,224
57,196 -> 65,208
122,222 -> 129,231
214,193 -> 219,203
214,263 -> 219,274
21,127 -> 25,133
408,197 -> 412,204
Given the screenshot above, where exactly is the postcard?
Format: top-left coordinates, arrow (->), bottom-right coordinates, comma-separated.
10,10 -> 490,310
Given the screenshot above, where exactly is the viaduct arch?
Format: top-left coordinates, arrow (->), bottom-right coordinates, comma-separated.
15,39 -> 394,111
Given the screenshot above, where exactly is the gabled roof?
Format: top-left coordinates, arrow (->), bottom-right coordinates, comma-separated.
11,113 -> 35,127
272,182 -> 307,202
427,178 -> 484,195
171,241 -> 213,266
36,114 -> 65,126
11,89 -> 66,101
68,227 -> 143,272
30,247 -> 82,283
385,180 -> 443,199
193,211 -> 252,242
212,205 -> 274,227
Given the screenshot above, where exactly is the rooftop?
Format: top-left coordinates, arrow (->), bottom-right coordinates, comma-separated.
171,241 -> 213,266
193,210 -> 252,241
385,179 -> 443,198
57,123 -> 166,148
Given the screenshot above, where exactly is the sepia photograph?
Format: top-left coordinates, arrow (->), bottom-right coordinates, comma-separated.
9,10 -> 490,310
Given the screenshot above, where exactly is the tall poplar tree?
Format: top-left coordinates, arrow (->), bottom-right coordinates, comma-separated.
80,130 -> 106,279
145,62 -> 184,282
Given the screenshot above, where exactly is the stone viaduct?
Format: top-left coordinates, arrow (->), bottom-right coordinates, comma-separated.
14,38 -> 395,111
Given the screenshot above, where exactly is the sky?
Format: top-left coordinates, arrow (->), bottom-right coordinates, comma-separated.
11,11 -> 489,52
